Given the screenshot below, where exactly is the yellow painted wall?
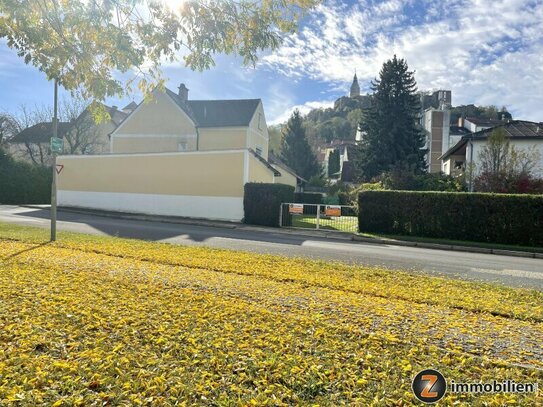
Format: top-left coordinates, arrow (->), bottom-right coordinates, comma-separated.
57,151 -> 245,197
247,102 -> 269,160
112,136 -> 197,154
271,165 -> 297,188
198,128 -> 247,151
111,89 -> 197,153
248,153 -> 275,183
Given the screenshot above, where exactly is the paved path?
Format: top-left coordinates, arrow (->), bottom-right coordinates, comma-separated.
1,205 -> 542,290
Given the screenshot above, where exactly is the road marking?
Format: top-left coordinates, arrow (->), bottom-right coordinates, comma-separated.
470,267 -> 543,280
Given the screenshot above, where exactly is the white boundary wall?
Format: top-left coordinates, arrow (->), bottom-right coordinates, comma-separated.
58,190 -> 244,221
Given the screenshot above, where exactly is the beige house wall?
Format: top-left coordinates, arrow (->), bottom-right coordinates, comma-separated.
198,128 -> 247,151
112,135 -> 198,154
274,166 -> 297,188
58,151 -> 245,197
111,90 -> 197,154
248,154 -> 275,184
247,102 -> 269,160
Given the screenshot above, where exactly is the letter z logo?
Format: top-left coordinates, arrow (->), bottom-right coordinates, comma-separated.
420,375 -> 438,398
412,369 -> 447,403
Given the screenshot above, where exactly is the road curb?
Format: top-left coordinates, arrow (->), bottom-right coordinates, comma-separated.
351,235 -> 542,259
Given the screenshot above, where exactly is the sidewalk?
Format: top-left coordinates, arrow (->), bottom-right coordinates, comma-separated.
21,205 -> 543,259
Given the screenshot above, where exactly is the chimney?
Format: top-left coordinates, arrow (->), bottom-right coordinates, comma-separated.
458,116 -> 464,128
178,83 -> 189,102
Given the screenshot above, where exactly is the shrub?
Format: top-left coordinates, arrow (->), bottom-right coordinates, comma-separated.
381,167 -> 465,192
358,190 -> 543,246
294,192 -> 322,204
0,148 -> 51,204
244,183 -> 294,227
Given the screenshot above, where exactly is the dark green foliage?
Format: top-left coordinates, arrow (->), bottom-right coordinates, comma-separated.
358,191 -> 543,246
0,147 -> 51,204
354,56 -> 426,181
382,166 -> 466,192
327,149 -> 340,177
244,183 -> 294,227
280,109 -> 321,180
294,192 -> 322,204
302,97 -> 370,145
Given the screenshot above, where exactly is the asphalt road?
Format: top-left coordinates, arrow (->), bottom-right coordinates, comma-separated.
1,205 -> 542,290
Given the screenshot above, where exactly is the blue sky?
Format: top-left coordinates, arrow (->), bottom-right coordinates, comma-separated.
1,0 -> 542,125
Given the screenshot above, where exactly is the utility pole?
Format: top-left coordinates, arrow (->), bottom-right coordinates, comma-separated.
50,78 -> 58,241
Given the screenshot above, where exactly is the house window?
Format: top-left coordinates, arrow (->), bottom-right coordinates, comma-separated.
178,141 -> 188,151
255,147 -> 263,156
454,160 -> 464,170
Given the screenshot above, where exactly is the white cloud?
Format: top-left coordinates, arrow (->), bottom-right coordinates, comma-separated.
262,0 -> 543,121
260,78 -> 337,124
268,99 -> 335,125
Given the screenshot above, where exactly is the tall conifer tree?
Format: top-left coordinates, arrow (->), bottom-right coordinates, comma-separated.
281,109 -> 321,180
355,55 -> 426,180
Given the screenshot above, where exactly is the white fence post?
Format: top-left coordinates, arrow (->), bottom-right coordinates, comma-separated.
316,204 -> 320,230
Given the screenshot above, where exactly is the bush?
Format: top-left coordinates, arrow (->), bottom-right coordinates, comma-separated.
358,191 -> 543,246
294,192 -> 322,204
0,148 -> 51,204
244,183 -> 294,227
381,167 -> 465,192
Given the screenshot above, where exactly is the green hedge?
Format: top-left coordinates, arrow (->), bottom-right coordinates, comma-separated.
244,183 -> 294,227
0,148 -> 51,204
358,191 -> 543,246
294,192 -> 322,204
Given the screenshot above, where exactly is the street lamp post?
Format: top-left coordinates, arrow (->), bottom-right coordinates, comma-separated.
50,78 -> 58,241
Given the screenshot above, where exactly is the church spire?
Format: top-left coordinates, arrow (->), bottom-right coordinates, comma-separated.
350,72 -> 360,98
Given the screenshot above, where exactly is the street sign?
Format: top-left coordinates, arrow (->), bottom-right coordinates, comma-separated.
50,137 -> 63,154
289,203 -> 304,214
55,164 -> 64,175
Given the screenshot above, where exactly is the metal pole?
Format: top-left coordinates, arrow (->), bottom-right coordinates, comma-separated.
50,78 -> 58,242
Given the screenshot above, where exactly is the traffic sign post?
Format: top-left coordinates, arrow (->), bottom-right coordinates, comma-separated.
50,79 -> 59,242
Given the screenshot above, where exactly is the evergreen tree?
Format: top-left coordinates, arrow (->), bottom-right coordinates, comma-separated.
354,55 -> 426,180
328,149 -> 340,177
280,109 -> 321,180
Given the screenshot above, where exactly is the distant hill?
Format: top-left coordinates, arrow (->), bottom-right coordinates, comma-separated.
301,95 -> 372,147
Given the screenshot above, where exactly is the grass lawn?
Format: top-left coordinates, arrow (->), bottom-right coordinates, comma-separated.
0,222 -> 542,405
291,215 -> 358,233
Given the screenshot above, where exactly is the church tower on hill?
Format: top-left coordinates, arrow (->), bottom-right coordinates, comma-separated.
350,73 -> 360,98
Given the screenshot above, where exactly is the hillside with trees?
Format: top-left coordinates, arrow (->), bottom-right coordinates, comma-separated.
302,95 -> 371,147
